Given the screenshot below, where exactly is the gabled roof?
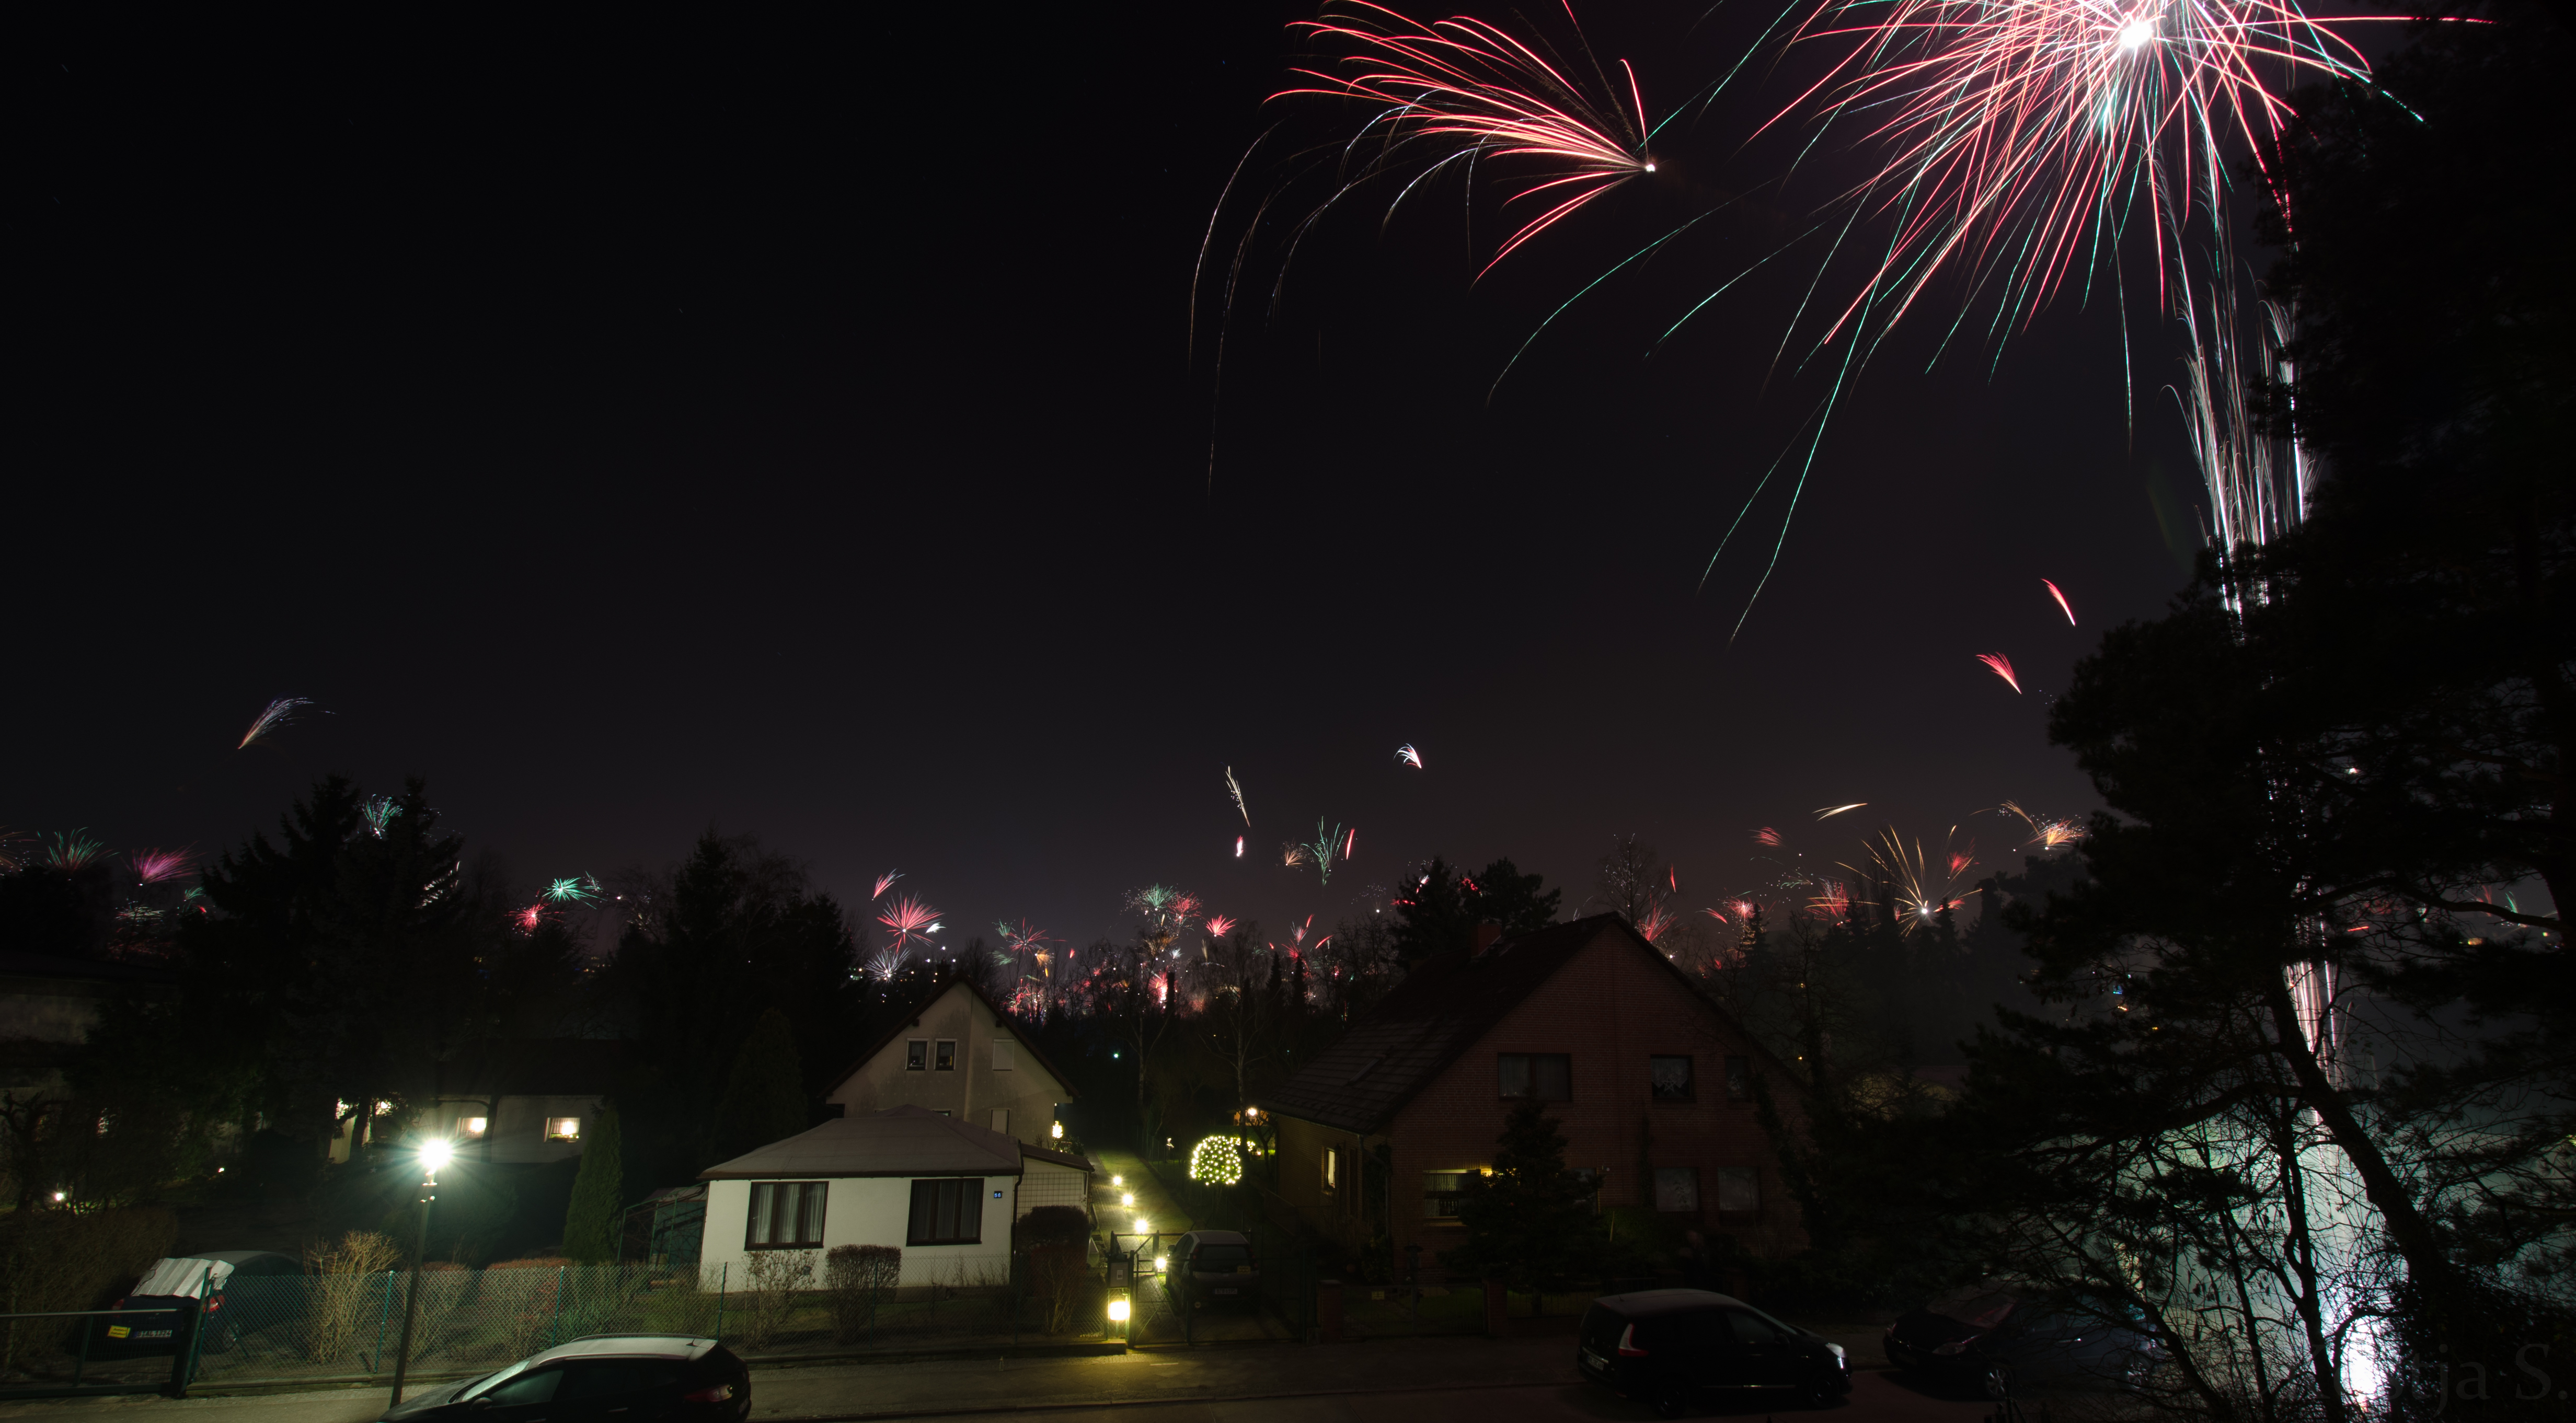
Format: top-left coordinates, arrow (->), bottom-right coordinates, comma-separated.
822,977 -> 1079,1101
697,1105 -> 1087,1180
1265,914 -> 1788,1135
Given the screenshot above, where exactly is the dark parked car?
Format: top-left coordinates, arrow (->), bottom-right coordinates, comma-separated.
1578,1288 -> 1852,1417
1168,1230 -> 1260,1310
1882,1286 -> 2164,1397
381,1335 -> 748,1421
99,1251 -> 302,1358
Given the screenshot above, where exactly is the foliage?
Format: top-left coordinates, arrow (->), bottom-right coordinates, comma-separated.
1442,1100 -> 1599,1309
0,1206 -> 177,1370
561,1105 -> 626,1263
734,1248 -> 815,1351
1390,857 -> 1561,965
715,1010 -> 808,1163
822,1243 -> 900,1341
303,1230 -> 404,1364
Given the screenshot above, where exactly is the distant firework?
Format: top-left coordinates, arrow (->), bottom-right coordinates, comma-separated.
2043,580 -> 2077,626
877,896 -> 944,955
1396,743 -> 1423,768
1225,767 -> 1251,826
1976,654 -> 2022,694
236,697 -> 315,750
1754,827 -> 1784,846
1815,803 -> 1867,820
130,847 -> 196,884
872,871 -> 903,900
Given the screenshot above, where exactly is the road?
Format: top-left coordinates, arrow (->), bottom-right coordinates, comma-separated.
0,1339 -> 1998,1423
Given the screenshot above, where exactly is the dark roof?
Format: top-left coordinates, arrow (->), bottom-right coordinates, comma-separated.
822,978 -> 1079,1103
1265,915 -> 1792,1135
429,1038 -> 628,1098
700,1104 -> 1024,1179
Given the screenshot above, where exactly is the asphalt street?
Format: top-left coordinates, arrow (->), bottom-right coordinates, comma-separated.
0,1341 -> 2000,1423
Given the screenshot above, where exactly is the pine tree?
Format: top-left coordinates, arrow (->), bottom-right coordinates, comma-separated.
1447,1101 -> 1599,1312
716,1008 -> 808,1160
561,1104 -> 626,1263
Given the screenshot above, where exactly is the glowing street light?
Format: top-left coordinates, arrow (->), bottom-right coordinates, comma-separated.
387,1140 -> 454,1406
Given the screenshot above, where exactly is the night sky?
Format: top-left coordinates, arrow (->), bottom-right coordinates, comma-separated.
18,7 -> 2209,951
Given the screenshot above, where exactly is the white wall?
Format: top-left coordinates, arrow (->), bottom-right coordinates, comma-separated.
700,1175 -> 1018,1289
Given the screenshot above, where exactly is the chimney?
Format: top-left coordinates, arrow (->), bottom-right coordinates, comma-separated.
1472,922 -> 1504,956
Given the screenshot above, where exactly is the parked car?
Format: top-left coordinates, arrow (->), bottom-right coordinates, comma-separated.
1882,1286 -> 2165,1397
1578,1288 -> 1852,1417
98,1251 -> 301,1359
1167,1230 -> 1259,1310
380,1334 -> 750,1421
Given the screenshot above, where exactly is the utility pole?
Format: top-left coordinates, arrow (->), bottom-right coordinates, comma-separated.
387,1139 -> 453,1407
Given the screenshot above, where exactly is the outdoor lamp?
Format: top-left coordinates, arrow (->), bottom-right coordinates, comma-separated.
420,1138 -> 454,1172
1154,1255 -> 1168,1273
1121,1191 -> 1134,1207
1134,1216 -> 1149,1235
1111,1174 -> 1122,1186
1051,1122 -> 1064,1140
1107,1296 -> 1131,1323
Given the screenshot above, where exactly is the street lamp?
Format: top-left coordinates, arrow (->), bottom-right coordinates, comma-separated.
387,1140 -> 453,1406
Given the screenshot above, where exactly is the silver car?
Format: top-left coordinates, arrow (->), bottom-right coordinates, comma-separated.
1169,1230 -> 1259,1309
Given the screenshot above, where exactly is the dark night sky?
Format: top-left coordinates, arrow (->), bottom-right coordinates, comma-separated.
16,7 -> 2210,951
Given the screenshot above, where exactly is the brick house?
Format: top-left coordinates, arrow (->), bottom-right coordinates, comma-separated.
1263,914 -> 1807,1267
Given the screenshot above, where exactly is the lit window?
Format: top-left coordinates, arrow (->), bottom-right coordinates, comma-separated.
545,1117 -> 581,1141
906,1040 -> 928,1071
458,1116 -> 488,1138
1650,1056 -> 1695,1102
935,1040 -> 957,1071
1422,1171 -> 1470,1218
1322,1146 -> 1339,1191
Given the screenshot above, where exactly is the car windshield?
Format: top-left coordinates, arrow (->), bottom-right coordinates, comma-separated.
461,1359 -> 536,1399
1927,1291 -> 2020,1329
1193,1245 -> 1251,1269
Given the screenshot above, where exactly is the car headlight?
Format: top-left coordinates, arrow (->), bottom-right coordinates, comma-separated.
1827,1343 -> 1847,1366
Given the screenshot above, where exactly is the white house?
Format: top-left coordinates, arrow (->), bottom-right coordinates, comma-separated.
696,1105 -> 1090,1288
821,980 -> 1075,1147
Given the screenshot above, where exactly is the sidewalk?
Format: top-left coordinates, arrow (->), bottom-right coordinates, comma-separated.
1088,1148 -> 1190,1257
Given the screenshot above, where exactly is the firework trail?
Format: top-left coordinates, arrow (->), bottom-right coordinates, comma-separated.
362,794 -> 401,838
1814,803 -> 1867,820
129,847 -> 196,884
1996,800 -> 2089,849
2043,579 -> 2078,626
1269,915 -> 1333,958
1976,653 -> 2022,693
1638,903 -> 1677,943
1225,767 -> 1251,826
877,896 -> 944,956
1853,826 -> 1982,933
1343,826 -> 1358,862
1809,878 -> 1853,918
1396,743 -> 1424,768
1263,1 -> 1655,279
510,903 -> 548,935
1754,826 -> 1784,846
237,697 -> 315,750
872,870 -> 903,900
1234,836 -> 1245,858
1288,820 -> 1349,887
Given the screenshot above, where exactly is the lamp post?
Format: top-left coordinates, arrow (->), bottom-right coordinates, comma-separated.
387,1139 -> 452,1407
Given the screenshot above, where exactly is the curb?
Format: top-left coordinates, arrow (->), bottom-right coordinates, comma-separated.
752,1374 -> 1577,1422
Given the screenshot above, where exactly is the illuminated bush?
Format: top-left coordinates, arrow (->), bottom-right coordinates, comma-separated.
1188,1134 -> 1244,1185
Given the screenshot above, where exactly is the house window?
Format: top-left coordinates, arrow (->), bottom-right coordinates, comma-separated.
935,1040 -> 957,1072
1497,1054 -> 1572,1101
545,1117 -> 581,1141
1653,1167 -> 1700,1213
906,1040 -> 928,1071
1650,1056 -> 1695,1102
1322,1146 -> 1340,1192
745,1181 -> 828,1248
906,1177 -> 984,1245
1724,1055 -> 1752,1101
992,1040 -> 1016,1071
1422,1171 -> 1471,1218
457,1115 -> 488,1138
1717,1167 -> 1761,1212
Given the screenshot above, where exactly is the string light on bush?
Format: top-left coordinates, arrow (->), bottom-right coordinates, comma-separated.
1189,1133 -> 1244,1185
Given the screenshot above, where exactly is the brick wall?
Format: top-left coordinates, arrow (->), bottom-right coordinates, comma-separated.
1385,933 -> 1808,1265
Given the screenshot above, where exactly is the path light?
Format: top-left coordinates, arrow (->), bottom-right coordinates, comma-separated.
1134,1217 -> 1150,1235
1111,1175 -> 1122,1186
1107,1297 -> 1131,1323
1121,1191 -> 1134,1207
1154,1256 -> 1168,1273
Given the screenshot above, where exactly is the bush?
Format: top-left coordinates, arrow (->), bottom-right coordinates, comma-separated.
303,1230 -> 402,1364
1028,1245 -> 1090,1336
734,1250 -> 814,1352
0,1206 -> 178,1370
1015,1206 -> 1088,1249
822,1245 -> 899,1343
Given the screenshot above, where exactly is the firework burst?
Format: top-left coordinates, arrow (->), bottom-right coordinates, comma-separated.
362,794 -> 401,838
1855,826 -> 1982,933
2043,579 -> 2078,626
545,876 -> 601,904
237,697 -> 316,750
1754,826 -> 1785,846
872,870 -> 904,900
1976,653 -> 2022,693
129,847 -> 197,884
1205,914 -> 1239,940
1996,800 -> 2089,849
877,896 -> 944,956
1396,743 -> 1424,768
